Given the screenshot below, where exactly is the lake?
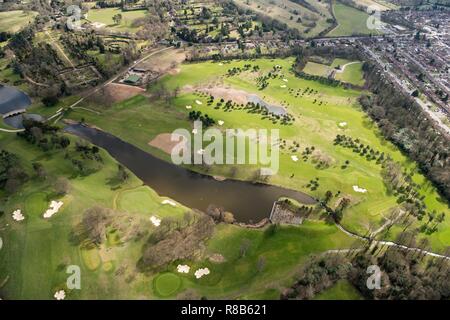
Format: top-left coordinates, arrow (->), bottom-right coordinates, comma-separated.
65,124 -> 316,223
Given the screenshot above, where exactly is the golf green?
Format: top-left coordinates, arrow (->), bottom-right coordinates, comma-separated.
153,273 -> 182,297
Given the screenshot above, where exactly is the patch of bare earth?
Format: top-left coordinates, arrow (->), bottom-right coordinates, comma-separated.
136,48 -> 186,75
183,85 -> 251,105
149,133 -> 186,155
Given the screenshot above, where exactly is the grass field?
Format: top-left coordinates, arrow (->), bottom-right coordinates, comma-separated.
67,56 -> 449,253
302,58 -> 365,86
233,0 -> 334,38
0,10 -> 38,33
85,8 -> 148,32
328,2 -> 383,37
313,279 -> 363,300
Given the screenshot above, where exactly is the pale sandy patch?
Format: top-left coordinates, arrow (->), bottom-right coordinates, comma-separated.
149,133 -> 185,155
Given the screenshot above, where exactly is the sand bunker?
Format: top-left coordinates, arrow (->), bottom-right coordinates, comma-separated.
280,85 -> 287,88
54,290 -> 66,300
150,216 -> 161,227
195,100 -> 203,105
218,120 -> 224,126
43,201 -> 63,219
353,185 -> 367,193
162,199 -> 177,207
0,237 -> 3,250
185,105 -> 192,109
283,78 -> 288,82
291,155 -> 299,162
199,87 -> 250,105
177,264 -> 190,273
339,122 -> 348,127
194,268 -> 210,279
149,133 -> 186,155
12,209 -> 25,222
91,22 -> 106,29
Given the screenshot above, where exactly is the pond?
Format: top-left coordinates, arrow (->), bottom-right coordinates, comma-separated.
65,124 -> 316,223
0,85 -> 31,115
3,113 -> 44,129
247,94 -> 287,116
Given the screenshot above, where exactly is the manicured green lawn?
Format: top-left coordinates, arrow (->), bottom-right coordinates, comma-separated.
313,279 -> 363,300
153,273 -> 182,297
167,221 -> 360,299
328,2 -> 383,37
0,10 -> 38,33
69,57 -> 449,253
335,62 -> 365,86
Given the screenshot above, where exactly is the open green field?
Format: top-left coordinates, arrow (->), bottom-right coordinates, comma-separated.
68,57 -> 449,253
234,0 -> 334,38
85,8 -> 148,32
0,10 -> 38,33
313,279 -> 363,300
303,58 -> 365,86
335,62 -> 365,86
328,2 -> 383,37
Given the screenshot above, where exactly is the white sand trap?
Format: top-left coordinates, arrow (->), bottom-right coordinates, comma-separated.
162,199 -> 177,207
43,201 -> 63,219
195,100 -> 203,105
150,216 -> 161,227
185,105 -> 192,109
218,63 -> 223,66
0,236 -> 3,250
192,128 -> 198,134
197,148 -> 205,155
54,290 -> 66,300
218,120 -> 224,126
12,209 -> 25,222
339,122 -> 348,127
91,22 -> 106,29
194,267 -> 210,279
177,264 -> 190,273
291,155 -> 299,162
353,185 -> 367,193
283,78 -> 288,82
280,85 -> 287,88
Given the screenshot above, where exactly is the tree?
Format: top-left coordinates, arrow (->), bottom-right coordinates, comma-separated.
113,14 -> 122,25
239,239 -> 251,258
116,164 -> 129,183
32,162 -> 47,180
257,256 -> 266,273
54,177 -> 70,196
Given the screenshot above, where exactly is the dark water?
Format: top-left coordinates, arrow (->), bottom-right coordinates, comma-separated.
0,85 -> 31,115
65,124 -> 316,222
3,114 -> 44,129
248,94 -> 287,116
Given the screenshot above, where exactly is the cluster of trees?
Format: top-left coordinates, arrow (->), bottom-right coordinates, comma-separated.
188,110 -> 215,127
70,140 -> 104,175
283,237 -> 450,300
334,135 -> 388,163
8,27 -> 64,97
0,150 -> 28,194
334,134 -> 445,233
17,119 -> 70,152
138,212 -> 215,271
206,204 -> 235,224
360,61 -> 450,201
